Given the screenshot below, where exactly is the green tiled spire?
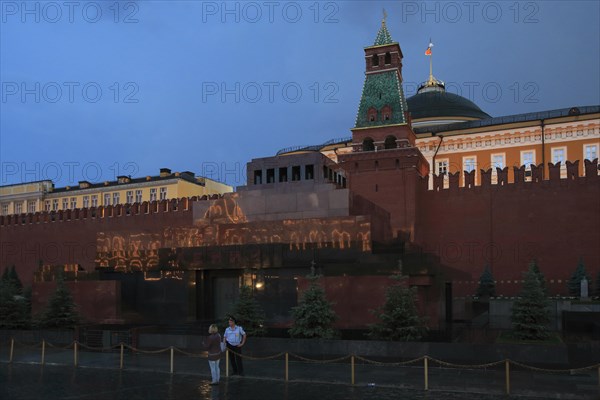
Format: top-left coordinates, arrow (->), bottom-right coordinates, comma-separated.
374,20 -> 393,46
355,71 -> 407,128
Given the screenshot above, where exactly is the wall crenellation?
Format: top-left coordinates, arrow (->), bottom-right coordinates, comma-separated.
427,159 -> 599,193
0,194 -> 225,227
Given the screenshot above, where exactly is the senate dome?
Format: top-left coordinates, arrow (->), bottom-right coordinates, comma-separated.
407,80 -> 491,128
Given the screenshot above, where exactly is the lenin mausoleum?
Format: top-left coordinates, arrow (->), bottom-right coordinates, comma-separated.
1,19 -> 599,334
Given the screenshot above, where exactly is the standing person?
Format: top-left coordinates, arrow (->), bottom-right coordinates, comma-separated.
223,316 -> 246,376
204,324 -> 222,385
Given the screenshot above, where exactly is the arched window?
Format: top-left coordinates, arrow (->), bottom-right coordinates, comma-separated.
384,135 -> 397,149
362,138 -> 375,152
384,52 -> 391,65
371,54 -> 379,67
367,107 -> 377,122
381,105 -> 392,121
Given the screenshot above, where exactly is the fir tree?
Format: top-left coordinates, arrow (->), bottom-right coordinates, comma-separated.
229,285 -> 267,336
510,265 -> 551,340
476,265 -> 496,298
368,271 -> 426,342
36,274 -> 80,329
567,258 -> 591,297
289,272 -> 337,339
0,278 -> 29,329
8,265 -> 23,294
529,259 -> 547,296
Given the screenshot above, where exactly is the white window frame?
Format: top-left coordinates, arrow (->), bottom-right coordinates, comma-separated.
83,196 -> 89,208
15,202 -> 23,214
2,203 -> 9,216
52,199 -> 59,211
70,197 -> 77,210
584,143 -> 598,161
104,193 -> 111,206
551,146 -> 567,178
150,188 -> 157,202
112,192 -> 120,205
436,158 -> 449,176
62,198 -> 69,210
44,200 -> 51,211
490,153 -> 505,184
28,201 -> 36,213
135,189 -> 143,203
126,191 -> 133,204
91,195 -> 98,208
462,155 -> 477,186
520,149 -> 536,169
159,187 -> 167,200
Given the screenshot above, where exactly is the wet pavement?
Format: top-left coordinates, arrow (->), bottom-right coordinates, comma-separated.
0,342 -> 598,399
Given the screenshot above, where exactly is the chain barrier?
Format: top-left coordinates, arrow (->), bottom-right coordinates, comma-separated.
353,354 -> 425,366
510,360 -> 600,374
288,353 -> 350,364
13,339 -> 43,349
428,357 -> 506,369
173,347 -> 204,357
229,349 -> 285,361
44,341 -> 74,350
123,344 -> 170,354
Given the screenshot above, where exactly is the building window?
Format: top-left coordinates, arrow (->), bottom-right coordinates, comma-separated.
551,147 -> 566,164
384,52 -> 391,65
436,159 -> 449,175
1,203 -> 8,216
135,190 -> 142,203
278,167 -> 288,182
160,187 -> 167,200
371,54 -> 379,67
491,153 -> 505,170
266,168 -> 275,183
584,144 -> 598,161
384,135 -> 397,149
149,188 -> 157,202
83,196 -> 90,208
52,199 -> 59,211
463,156 -> 477,173
91,195 -> 98,208
112,193 -> 120,205
104,193 -> 111,206
253,170 -> 263,185
15,202 -> 23,214
44,200 -> 51,211
70,197 -> 77,209
126,191 -> 133,204
62,198 -> 69,210
362,138 -> 375,152
292,166 -> 301,181
521,150 -> 535,168
305,164 -> 314,180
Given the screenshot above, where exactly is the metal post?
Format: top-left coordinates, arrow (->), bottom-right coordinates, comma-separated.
285,353 -> 289,381
505,359 -> 510,395
225,349 -> 229,377
424,356 -> 429,391
74,342 -> 78,367
41,340 -> 46,365
9,338 -> 14,363
170,347 -> 174,374
120,343 -> 124,369
351,355 -> 355,385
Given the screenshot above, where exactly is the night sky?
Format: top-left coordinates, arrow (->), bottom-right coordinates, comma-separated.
1,1 -> 599,187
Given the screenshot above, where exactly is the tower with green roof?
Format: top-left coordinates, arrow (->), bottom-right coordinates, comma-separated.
339,16 -> 428,239
351,15 -> 414,151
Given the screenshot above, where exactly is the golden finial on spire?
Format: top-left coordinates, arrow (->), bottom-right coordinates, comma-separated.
382,8 -> 388,24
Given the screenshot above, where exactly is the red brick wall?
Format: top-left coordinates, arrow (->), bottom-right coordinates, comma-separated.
0,200 -> 196,285
415,172 -> 600,296
32,280 -> 121,324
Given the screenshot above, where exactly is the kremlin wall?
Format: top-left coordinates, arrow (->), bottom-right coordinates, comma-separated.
1,19 -> 599,331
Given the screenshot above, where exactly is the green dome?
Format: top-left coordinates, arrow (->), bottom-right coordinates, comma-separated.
407,87 -> 490,121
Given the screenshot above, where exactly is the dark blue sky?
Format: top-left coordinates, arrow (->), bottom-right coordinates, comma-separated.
1,1 -> 599,187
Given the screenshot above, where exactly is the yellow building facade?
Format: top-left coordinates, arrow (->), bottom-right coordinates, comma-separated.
0,168 -> 232,216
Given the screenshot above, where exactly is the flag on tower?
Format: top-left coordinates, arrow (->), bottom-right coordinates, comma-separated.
425,39 -> 433,56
